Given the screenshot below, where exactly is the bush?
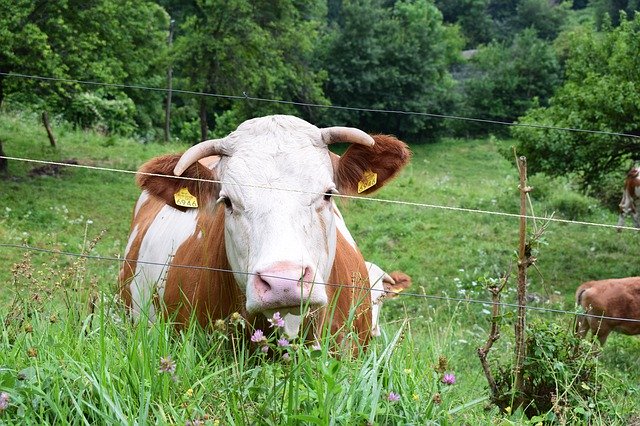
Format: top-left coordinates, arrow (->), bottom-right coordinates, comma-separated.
66,92 -> 137,135
491,319 -> 602,422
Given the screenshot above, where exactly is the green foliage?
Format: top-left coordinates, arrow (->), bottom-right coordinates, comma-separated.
319,0 -> 463,140
492,320 -> 603,421
67,93 -> 137,135
454,29 -> 561,136
512,14 -> 640,194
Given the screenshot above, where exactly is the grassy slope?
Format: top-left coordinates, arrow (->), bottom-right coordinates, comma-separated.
1,112 -> 639,423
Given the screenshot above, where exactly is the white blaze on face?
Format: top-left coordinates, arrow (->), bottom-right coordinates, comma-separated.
216,116 -> 337,316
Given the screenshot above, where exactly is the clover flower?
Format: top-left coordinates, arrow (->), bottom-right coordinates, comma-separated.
159,355 -> 176,375
251,329 -> 266,343
387,392 -> 401,402
277,337 -> 290,347
0,392 -> 9,411
442,373 -> 456,385
268,312 -> 285,328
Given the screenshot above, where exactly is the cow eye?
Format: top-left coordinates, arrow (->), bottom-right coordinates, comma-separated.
324,189 -> 338,202
217,195 -> 233,211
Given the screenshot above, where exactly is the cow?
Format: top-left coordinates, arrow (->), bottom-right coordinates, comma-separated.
575,277 -> 640,345
118,115 -> 411,350
616,166 -> 640,230
366,261 -> 412,337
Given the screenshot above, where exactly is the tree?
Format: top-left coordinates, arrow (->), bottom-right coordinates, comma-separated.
512,14 -> 640,200
455,29 -> 560,136
0,0 -> 169,135
319,0 -> 462,140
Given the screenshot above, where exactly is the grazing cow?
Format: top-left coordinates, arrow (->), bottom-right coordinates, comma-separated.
366,261 -> 412,337
575,277 -> 640,344
617,166 -> 640,229
119,115 -> 411,349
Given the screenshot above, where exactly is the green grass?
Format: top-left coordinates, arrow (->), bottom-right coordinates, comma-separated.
1,111 -> 640,424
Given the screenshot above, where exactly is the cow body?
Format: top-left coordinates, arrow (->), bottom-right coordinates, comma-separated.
617,167 -> 640,229
119,115 -> 410,349
575,277 -> 640,344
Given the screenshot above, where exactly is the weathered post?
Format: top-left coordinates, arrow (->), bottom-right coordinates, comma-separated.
514,156 -> 531,402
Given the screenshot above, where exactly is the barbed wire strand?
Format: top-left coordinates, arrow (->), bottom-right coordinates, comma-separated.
2,155 -> 638,232
3,242 -> 640,324
2,72 -> 639,140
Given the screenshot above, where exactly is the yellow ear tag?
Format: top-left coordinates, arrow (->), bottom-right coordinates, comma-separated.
391,287 -> 405,294
174,187 -> 198,208
357,170 -> 378,193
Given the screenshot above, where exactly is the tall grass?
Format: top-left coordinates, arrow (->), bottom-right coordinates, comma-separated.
1,111 -> 640,423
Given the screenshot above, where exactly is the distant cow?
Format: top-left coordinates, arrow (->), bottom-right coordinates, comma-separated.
575,277 -> 640,344
119,115 -> 411,349
366,262 -> 412,337
617,166 -> 640,229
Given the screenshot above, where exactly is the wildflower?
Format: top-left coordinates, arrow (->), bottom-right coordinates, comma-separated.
282,353 -> 291,362
261,345 -> 269,353
213,319 -> 226,332
412,393 -> 419,401
442,373 -> 456,385
387,392 -> 401,402
268,312 -> 285,328
159,355 -> 176,375
0,392 -> 9,411
27,347 -> 38,358
403,368 -> 412,374
311,342 -> 322,351
277,337 -> 289,347
185,388 -> 194,398
432,393 -> 442,404
251,329 -> 266,343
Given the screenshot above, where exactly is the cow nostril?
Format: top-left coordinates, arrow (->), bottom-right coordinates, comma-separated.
255,274 -> 272,293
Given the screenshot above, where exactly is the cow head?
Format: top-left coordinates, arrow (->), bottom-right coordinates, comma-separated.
137,115 -> 410,323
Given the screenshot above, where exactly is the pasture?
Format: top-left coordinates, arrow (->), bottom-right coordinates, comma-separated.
1,111 -> 639,424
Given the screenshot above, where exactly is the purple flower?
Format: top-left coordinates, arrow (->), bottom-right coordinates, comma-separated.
0,392 -> 9,411
277,338 -> 290,347
387,392 -> 401,402
159,355 -> 176,375
251,329 -> 266,343
282,353 -> 291,362
268,312 -> 285,328
442,373 -> 456,385
261,345 -> 269,353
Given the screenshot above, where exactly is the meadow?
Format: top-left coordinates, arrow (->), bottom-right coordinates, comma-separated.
1,111 -> 639,424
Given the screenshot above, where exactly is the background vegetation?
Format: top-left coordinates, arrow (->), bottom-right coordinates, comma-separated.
2,0 -> 640,424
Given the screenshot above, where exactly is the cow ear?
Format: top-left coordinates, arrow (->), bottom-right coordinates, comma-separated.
383,271 -> 412,298
334,134 -> 411,195
137,154 -> 220,211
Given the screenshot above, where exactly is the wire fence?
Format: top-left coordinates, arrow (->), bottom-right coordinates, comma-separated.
2,71 -> 640,326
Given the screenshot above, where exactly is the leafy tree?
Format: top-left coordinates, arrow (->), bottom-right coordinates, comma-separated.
172,0 -> 327,141
436,0 -> 495,47
455,29 -> 560,135
320,0 -> 462,140
515,0 -> 569,40
512,14 -> 640,200
0,0 -> 169,135
592,0 -> 638,27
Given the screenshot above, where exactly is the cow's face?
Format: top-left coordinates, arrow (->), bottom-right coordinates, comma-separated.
212,117 -> 339,315
138,115 -> 411,322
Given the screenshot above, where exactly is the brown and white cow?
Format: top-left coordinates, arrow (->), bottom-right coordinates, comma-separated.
118,115 -> 411,349
575,277 -> 640,344
616,166 -> 640,229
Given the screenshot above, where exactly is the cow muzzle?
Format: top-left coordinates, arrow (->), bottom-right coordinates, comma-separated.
247,262 -> 328,314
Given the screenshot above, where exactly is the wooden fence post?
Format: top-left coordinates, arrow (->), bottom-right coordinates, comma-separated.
514,156 -> 531,403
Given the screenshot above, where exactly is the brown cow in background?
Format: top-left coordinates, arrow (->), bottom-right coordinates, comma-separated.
575,277 -> 640,344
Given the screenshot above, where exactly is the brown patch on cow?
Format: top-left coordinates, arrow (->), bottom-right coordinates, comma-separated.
318,231 -> 373,353
575,277 -> 640,345
335,134 -> 411,195
162,205 -> 245,327
137,154 -> 220,211
118,196 -> 166,312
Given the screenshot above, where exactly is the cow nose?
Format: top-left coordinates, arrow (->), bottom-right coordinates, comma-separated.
253,263 -> 317,309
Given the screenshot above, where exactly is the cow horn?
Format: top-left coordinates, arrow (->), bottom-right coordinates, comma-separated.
321,127 -> 375,147
174,138 -> 227,176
